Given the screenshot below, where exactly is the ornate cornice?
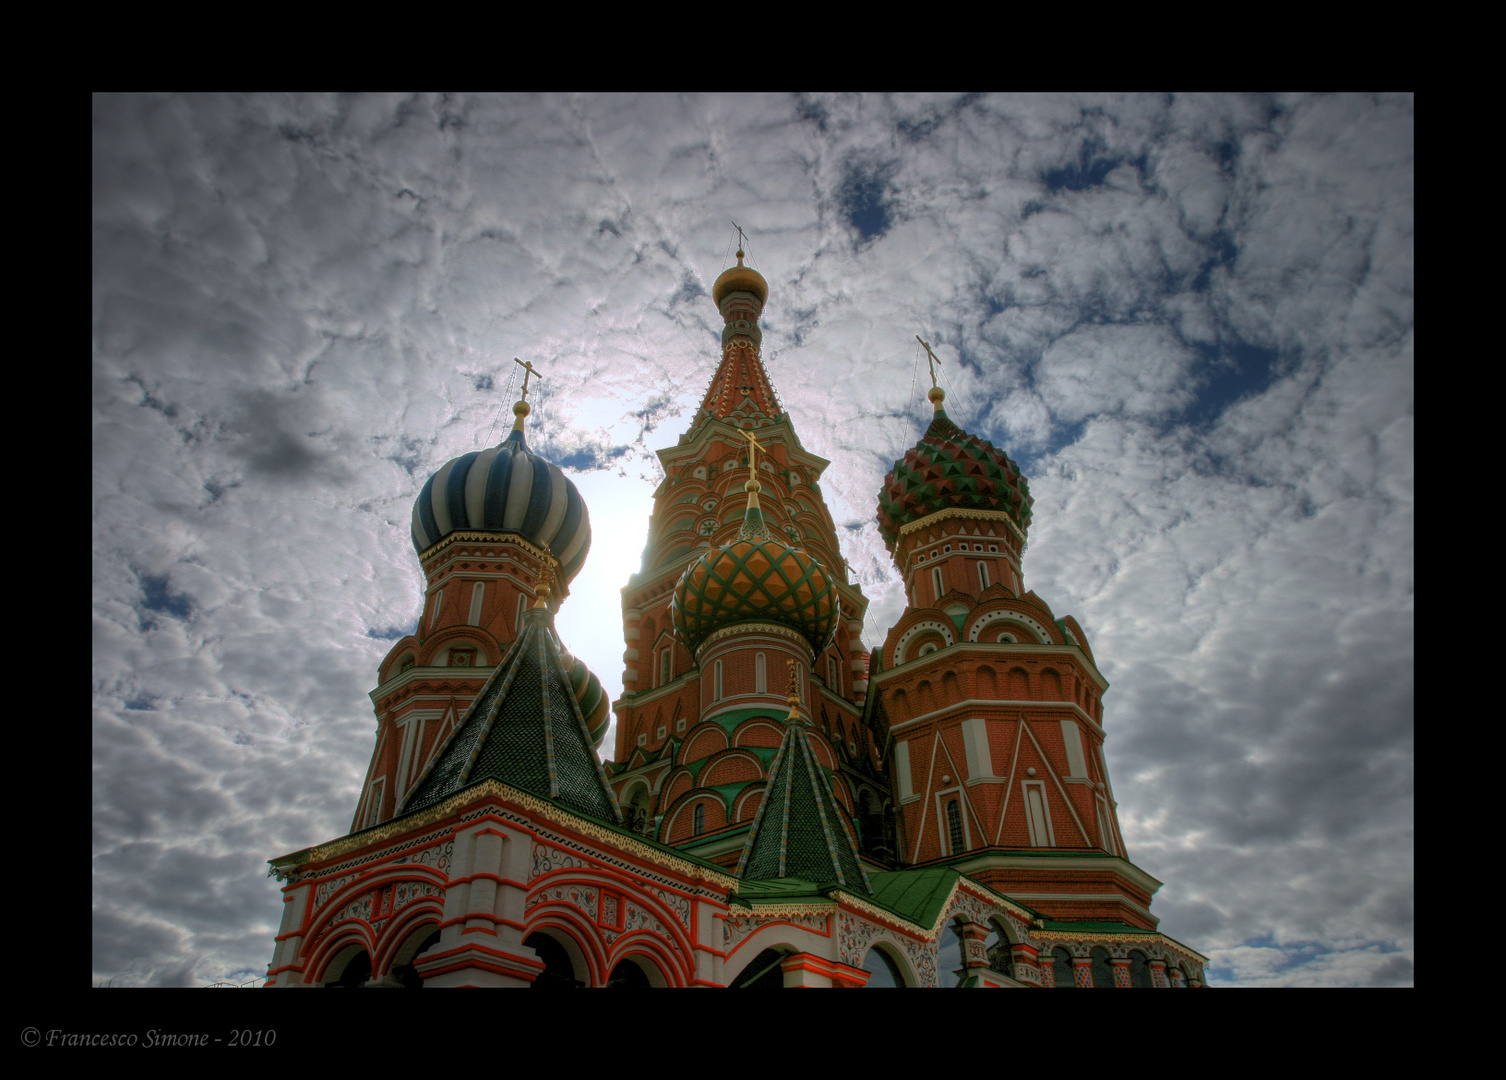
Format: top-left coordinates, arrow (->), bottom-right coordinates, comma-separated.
272,778 -> 737,892
899,507 -> 1027,546
417,530 -> 554,568
696,621 -> 815,659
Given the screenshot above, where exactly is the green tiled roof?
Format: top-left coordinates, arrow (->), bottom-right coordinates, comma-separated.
401,606 -> 622,824
735,712 -> 870,893
864,867 -> 962,928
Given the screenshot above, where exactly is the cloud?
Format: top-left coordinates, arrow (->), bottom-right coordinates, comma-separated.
93,92 -> 1411,986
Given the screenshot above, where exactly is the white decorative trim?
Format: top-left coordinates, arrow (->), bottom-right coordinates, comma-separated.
968,607 -> 1052,643
893,619 -> 955,666
887,698 -> 1106,740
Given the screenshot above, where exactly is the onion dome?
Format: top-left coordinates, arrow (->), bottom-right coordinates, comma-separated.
712,248 -> 768,307
410,401 -> 591,584
671,475 -> 838,656
564,651 -> 610,750
876,385 -> 1033,552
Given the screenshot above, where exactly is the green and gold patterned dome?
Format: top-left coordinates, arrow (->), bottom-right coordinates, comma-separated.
671,479 -> 838,656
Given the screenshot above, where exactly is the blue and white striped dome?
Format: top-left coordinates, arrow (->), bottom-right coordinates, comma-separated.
411,427 -> 592,583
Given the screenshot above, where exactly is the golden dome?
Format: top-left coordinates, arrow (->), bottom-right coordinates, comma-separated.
713,250 -> 768,307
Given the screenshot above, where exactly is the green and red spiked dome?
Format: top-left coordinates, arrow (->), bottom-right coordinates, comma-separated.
671,478 -> 838,657
876,386 -> 1033,553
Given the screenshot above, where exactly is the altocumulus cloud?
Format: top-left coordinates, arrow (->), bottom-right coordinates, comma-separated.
93,92 -> 1411,986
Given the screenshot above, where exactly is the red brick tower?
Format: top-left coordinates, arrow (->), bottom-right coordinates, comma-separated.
872,380 -> 1161,929
352,388 -> 609,831
607,250 -> 890,870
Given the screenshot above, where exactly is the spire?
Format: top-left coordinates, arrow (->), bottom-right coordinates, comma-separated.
400,572 -> 621,825
511,356 -> 544,434
734,663 -> 871,892
701,245 -> 780,426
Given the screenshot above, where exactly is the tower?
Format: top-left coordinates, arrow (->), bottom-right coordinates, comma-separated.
265,245 -> 1209,989
873,374 -> 1155,928
607,247 -> 891,870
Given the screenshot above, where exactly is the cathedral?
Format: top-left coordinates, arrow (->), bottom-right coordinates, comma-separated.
264,249 -> 1209,988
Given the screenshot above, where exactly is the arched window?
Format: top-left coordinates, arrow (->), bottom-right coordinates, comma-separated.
755,653 -> 766,693
946,799 -> 965,855
693,803 -> 705,836
713,660 -> 723,701
1090,946 -> 1114,989
430,589 -> 444,629
1128,949 -> 1153,989
467,581 -> 485,625
977,561 -> 990,590
860,946 -> 905,987
931,567 -> 944,603
1051,947 -> 1075,989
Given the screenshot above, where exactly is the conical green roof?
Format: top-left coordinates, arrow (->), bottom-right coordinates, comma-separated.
400,605 -> 621,823
735,704 -> 870,893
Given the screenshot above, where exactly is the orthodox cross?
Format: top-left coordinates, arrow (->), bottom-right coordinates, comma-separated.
513,357 -> 545,401
916,336 -> 943,388
732,220 -> 749,256
741,426 -> 766,476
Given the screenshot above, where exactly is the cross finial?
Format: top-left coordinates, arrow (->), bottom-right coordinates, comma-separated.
513,356 -> 545,401
916,336 -> 943,388
740,426 -> 766,475
732,220 -> 749,263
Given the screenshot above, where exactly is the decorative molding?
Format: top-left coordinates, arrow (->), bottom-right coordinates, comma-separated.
697,621 -> 814,658
898,506 -> 1027,546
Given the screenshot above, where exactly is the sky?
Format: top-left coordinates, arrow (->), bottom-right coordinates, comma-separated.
92,92 -> 1413,988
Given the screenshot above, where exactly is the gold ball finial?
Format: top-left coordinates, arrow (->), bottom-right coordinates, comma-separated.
514,400 -> 531,418
928,385 -> 946,407
746,477 -> 761,494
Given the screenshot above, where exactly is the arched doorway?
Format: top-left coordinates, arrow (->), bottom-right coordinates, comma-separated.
730,948 -> 788,988
524,931 -> 584,989
606,958 -> 653,988
323,947 -> 371,989
390,928 -> 441,989
860,945 -> 906,987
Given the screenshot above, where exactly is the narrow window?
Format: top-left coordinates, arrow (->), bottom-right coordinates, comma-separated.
430,590 -> 444,629
946,799 -> 964,855
977,560 -> 990,591
713,659 -> 723,701
931,567 -> 944,603
693,803 -> 705,836
827,655 -> 839,693
797,663 -> 805,703
467,581 -> 485,626
755,653 -> 766,693
515,594 -> 526,635
660,649 -> 672,687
